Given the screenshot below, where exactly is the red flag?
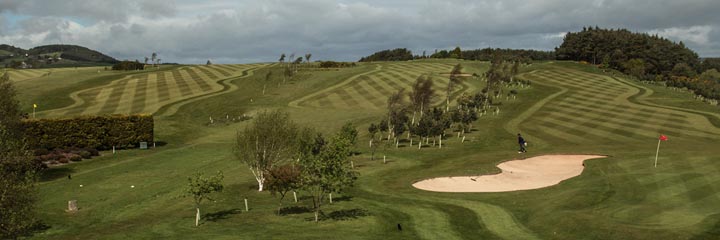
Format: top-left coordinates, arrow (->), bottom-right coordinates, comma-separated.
659,135 -> 668,141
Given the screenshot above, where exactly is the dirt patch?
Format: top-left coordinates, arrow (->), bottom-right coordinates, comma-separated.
412,155 -> 606,192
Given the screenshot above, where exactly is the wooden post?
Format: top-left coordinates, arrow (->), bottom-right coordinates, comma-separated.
654,139 -> 661,167
195,208 -> 200,226
244,198 -> 249,212
293,191 -> 297,202
351,160 -> 354,169
329,193 -> 333,204
383,155 -> 386,164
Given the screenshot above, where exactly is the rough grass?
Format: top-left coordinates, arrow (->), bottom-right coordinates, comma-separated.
22,60 -> 720,239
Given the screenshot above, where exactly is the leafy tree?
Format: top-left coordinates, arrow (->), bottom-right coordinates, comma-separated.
266,164 -> 301,215
151,52 -> 157,67
206,60 -> 212,65
279,53 -> 286,63
700,69 -> 720,82
0,73 -> 39,239
184,171 -> 224,227
408,76 -> 434,125
447,64 -> 463,111
144,56 -> 149,64
298,133 -> 357,222
450,46 -> 462,59
305,53 -> 312,63
235,110 -> 298,191
367,124 -> 379,160
0,72 -> 23,138
338,122 -> 358,146
624,58 -> 646,78
263,71 -> 272,95
359,48 -> 414,62
671,63 -> 697,78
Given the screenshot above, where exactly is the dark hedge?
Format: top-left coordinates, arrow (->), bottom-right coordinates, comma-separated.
22,115 -> 153,150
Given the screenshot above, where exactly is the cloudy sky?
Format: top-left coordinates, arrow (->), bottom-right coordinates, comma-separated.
1,0 -> 718,63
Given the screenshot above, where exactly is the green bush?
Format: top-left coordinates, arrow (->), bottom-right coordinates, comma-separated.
22,114 -> 154,150
69,154 -> 82,162
79,151 -> 92,159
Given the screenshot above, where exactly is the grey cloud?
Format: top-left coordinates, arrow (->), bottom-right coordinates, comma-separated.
1,0 -> 719,63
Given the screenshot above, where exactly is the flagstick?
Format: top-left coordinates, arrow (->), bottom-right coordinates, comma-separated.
654,139 -> 661,167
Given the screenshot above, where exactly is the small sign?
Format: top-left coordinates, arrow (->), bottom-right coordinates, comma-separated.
139,142 -> 148,150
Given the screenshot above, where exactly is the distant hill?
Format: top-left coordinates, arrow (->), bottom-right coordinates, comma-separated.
0,44 -> 118,68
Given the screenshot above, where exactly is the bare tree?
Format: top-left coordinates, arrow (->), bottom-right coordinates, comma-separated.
408,75 -> 435,125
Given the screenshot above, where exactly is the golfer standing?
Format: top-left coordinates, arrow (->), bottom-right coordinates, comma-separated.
517,133 -> 527,153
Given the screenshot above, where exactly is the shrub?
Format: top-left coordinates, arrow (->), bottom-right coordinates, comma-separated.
22,114 -> 154,150
58,158 -> 69,164
83,148 -> 100,156
79,151 -> 92,159
34,148 -> 49,156
69,155 -> 83,162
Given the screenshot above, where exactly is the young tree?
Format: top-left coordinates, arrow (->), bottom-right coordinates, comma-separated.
386,89 -> 406,140
408,76 -> 435,125
305,53 -> 312,63
299,133 -> 358,222
151,52 -> 157,67
338,122 -> 358,147
266,164 -> 301,215
0,72 -> 23,137
235,110 -> 298,191
263,71 -> 272,95
446,64 -> 463,111
367,123 -> 378,160
185,171 -> 224,227
144,56 -> 149,64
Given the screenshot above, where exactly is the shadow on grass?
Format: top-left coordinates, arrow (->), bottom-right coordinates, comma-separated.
40,167 -> 75,182
303,208 -> 371,221
204,208 -> 242,222
332,195 -> 353,203
279,206 -> 312,215
327,208 -> 370,221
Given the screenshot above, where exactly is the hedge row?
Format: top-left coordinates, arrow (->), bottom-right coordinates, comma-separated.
22,115 -> 153,150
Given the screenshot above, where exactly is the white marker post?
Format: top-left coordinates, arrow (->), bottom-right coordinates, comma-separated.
32,104 -> 37,119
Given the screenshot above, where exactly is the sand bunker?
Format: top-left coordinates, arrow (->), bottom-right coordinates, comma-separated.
412,155 -> 606,192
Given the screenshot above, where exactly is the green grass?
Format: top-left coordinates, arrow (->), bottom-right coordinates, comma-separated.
19,60 -> 720,239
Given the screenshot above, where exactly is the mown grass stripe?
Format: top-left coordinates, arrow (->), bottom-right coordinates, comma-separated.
94,80 -> 130,115
172,70 -> 194,97
156,72 -> 171,102
192,66 -> 219,80
185,67 -> 214,92
206,65 -> 232,77
163,71 -> 184,101
130,75 -> 149,114
143,73 -> 160,114
112,77 -> 140,114
354,80 -> 386,108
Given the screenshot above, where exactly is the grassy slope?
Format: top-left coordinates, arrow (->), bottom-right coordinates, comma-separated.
25,60 -> 720,239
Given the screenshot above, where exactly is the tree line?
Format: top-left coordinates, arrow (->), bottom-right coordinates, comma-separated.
358,47 -> 554,63
367,61 -> 524,152
557,26 -> 720,101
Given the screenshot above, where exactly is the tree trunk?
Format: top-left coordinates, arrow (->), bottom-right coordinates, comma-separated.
315,210 -> 319,222
257,177 -> 264,191
439,135 -> 442,148
195,207 -> 200,226
410,137 -> 413,146
418,138 -> 422,149
411,111 -> 416,125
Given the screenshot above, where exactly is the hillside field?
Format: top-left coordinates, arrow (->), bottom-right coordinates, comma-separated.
15,60 -> 720,239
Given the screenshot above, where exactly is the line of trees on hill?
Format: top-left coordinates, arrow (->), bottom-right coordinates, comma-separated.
368,61 -> 525,152
556,27 -> 720,102
358,47 -> 554,63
